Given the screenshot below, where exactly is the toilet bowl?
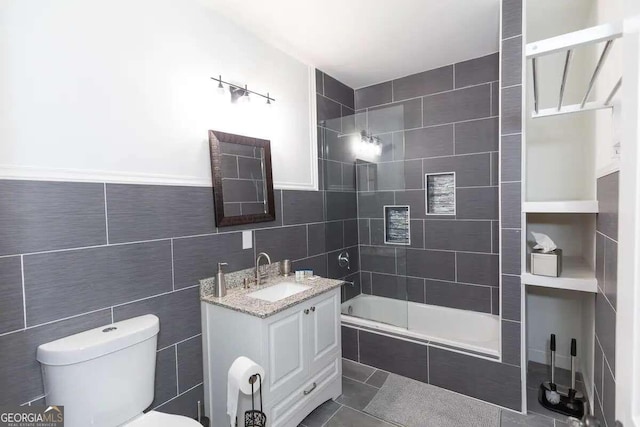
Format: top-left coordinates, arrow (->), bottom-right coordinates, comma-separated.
37,314 -> 202,427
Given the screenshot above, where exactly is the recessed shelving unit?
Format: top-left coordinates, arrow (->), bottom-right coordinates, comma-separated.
523,200 -> 599,214
522,256 -> 597,293
521,8 -> 622,411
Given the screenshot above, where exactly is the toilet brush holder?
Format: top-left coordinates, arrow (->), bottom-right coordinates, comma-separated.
538,335 -> 585,419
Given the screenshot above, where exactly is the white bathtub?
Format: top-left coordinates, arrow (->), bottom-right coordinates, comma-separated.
341,294 -> 500,357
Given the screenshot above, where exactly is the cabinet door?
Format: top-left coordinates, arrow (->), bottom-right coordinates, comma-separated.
307,290 -> 340,373
267,308 -> 307,398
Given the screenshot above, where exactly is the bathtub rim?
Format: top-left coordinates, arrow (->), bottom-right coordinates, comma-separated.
340,297 -> 501,358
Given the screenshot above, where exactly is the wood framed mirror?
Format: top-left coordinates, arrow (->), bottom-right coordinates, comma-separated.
208,130 -> 276,227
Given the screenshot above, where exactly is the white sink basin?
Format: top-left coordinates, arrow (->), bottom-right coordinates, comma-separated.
247,282 -> 311,302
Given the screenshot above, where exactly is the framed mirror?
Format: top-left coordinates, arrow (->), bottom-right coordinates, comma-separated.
209,130 -> 276,227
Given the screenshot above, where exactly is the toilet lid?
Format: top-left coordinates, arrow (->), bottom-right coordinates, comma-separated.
125,411 -> 202,427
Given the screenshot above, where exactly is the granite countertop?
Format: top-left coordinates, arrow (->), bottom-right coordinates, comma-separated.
200,271 -> 344,318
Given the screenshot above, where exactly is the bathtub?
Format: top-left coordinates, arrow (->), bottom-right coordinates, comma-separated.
341,294 -> 500,357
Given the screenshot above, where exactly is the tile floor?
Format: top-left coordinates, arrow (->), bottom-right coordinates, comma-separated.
299,359 -> 576,427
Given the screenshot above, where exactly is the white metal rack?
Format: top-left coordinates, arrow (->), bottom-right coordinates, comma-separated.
527,21 -> 623,118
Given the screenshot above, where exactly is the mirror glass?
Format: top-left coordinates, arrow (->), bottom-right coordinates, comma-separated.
209,130 -> 276,227
220,142 -> 268,217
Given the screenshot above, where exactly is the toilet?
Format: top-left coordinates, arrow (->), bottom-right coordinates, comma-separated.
37,314 -> 202,427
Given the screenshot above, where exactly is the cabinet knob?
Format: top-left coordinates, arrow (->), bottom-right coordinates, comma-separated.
304,309 -> 309,315
310,306 -> 316,312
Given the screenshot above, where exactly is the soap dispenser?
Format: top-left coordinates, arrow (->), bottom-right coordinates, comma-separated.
214,262 -> 228,297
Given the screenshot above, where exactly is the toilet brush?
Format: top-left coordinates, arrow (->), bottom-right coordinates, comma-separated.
546,334 -> 561,404
538,334 -> 561,406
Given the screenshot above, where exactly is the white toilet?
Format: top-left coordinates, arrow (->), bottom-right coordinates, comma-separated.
37,314 -> 202,427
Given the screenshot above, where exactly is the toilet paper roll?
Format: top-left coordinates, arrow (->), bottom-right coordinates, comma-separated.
227,356 -> 265,427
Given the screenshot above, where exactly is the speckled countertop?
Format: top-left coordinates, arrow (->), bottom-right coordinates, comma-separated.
200,269 -> 344,318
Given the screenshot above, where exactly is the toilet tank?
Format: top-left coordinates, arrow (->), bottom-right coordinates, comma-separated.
37,315 -> 160,427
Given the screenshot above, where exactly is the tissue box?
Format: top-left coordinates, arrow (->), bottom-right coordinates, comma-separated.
531,249 -> 563,277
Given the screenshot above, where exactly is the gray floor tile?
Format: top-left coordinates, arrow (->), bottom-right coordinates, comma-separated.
335,377 -> 379,411
343,359 -> 376,383
501,410 -> 554,427
324,406 -> 396,427
299,399 -> 341,427
366,370 -> 390,388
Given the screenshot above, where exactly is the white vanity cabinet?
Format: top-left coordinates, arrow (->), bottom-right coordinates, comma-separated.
201,287 -> 342,427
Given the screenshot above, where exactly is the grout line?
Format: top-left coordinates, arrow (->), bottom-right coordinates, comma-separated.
360,270 -> 497,290
358,83 -> 497,115
321,404 -> 341,427
23,306 -> 114,331
452,64 -> 456,89
502,83 -> 522,90
454,252 -> 458,282
391,80 -> 394,103
490,220 -> 494,253
175,345 -> 180,394
489,82 -> 493,115
103,183 -> 110,244
170,239 -> 175,291
501,131 -> 522,137
154,382 -> 203,410
20,255 -> 26,329
502,34 -> 522,42
363,368 -> 377,384
427,345 -> 430,383
18,284 -> 202,333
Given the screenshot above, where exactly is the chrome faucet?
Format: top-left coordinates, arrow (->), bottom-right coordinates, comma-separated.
255,252 -> 272,286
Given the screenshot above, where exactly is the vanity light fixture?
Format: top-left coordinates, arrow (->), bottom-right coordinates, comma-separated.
211,75 -> 275,105
359,130 -> 382,156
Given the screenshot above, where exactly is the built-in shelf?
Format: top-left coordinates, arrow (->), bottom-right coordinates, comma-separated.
523,200 -> 599,214
522,256 -> 598,293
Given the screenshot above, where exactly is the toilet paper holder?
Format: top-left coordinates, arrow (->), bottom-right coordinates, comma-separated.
244,373 -> 266,427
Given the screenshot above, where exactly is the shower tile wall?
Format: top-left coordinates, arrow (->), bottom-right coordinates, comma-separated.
0,69 -> 359,413
343,0 -> 524,411
355,54 -> 500,315
316,69 -> 362,301
594,171 -> 618,427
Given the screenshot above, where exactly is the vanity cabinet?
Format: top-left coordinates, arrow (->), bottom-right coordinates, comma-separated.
201,287 -> 341,427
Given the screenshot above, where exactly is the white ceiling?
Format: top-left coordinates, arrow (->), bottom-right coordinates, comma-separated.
200,0 -> 500,89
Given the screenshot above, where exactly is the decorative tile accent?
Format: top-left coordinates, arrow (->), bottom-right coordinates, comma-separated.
426,173 -> 455,215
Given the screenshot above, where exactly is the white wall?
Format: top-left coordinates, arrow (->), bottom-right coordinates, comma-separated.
525,0 -> 597,201
592,0 -> 625,175
0,0 -> 317,190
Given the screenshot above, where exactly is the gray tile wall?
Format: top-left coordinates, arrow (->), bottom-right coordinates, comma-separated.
500,0 -> 524,388
0,70 -> 359,413
316,69 -> 361,303
341,0 -> 525,413
0,181 -> 358,413
594,171 -> 618,427
354,53 -> 500,315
